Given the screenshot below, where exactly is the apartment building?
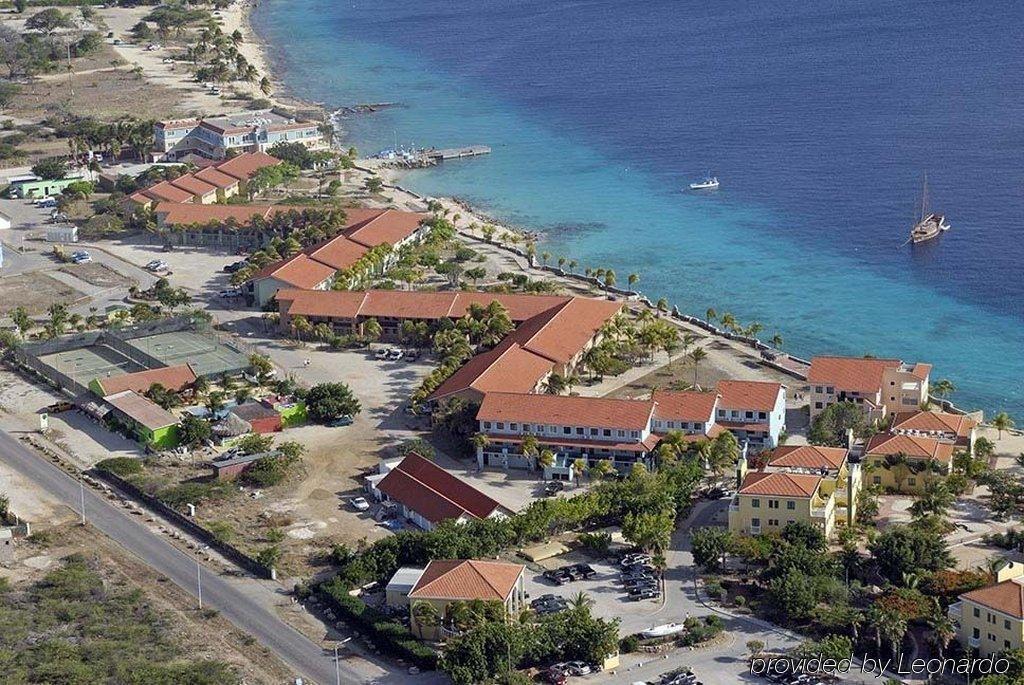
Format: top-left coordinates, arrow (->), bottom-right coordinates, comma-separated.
950,561 -> 1024,657
763,444 -> 859,526
890,409 -> 977,455
715,380 -> 786,451
130,152 -> 281,208
475,388 -> 721,478
862,431 -> 953,494
153,110 -> 325,161
807,356 -> 931,421
728,471 -> 835,539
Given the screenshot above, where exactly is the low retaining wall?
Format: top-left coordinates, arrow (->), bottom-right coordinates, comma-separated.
90,468 -> 275,580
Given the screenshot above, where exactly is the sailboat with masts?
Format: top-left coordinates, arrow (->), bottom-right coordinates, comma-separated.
908,173 -> 950,245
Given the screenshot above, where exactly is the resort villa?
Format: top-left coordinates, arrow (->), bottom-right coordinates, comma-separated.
950,561 -> 1024,658
861,431 -> 953,494
728,470 -> 836,540
474,388 -> 721,479
249,209 -> 430,305
762,444 -> 859,527
400,559 -> 527,641
890,409 -> 977,455
714,380 -> 787,451
374,452 -> 513,531
129,152 -> 282,209
807,355 -> 931,421
153,110 -> 325,161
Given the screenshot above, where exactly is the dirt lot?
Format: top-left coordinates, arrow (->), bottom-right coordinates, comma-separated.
0,523 -> 293,685
59,261 -> 134,288
0,271 -> 83,315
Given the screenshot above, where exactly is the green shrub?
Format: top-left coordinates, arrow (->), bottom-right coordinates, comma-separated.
319,579 -> 437,669
95,457 -> 143,477
619,634 -> 640,653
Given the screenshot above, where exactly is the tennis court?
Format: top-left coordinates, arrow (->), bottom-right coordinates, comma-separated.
38,345 -> 146,387
125,331 -> 249,377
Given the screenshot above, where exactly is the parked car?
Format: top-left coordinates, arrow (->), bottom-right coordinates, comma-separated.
44,401 -> 74,413
621,566 -> 656,579
71,254 -> 92,264
621,553 -> 652,567
218,288 -> 242,298
404,349 -> 420,361
329,415 -> 354,427
545,665 -> 567,685
386,348 -> 403,361
565,662 -> 593,676
350,497 -> 370,511
623,577 -> 659,590
543,480 -> 564,496
566,563 -> 596,580
630,588 -> 661,601
375,347 -> 389,360
542,569 -> 572,585
145,259 -> 168,272
223,260 -> 248,273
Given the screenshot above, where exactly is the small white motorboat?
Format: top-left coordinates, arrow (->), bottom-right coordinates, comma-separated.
641,622 -> 687,639
688,176 -> 719,191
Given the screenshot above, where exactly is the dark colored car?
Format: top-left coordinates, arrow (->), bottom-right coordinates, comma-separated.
543,480 -> 565,496
631,588 -> 661,600
623,577 -> 658,590
566,563 -> 597,580
224,260 -> 248,273
543,569 -> 572,585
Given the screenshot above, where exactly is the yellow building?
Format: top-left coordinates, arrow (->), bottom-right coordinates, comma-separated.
406,559 -> 526,641
764,444 -> 860,527
728,471 -> 835,539
862,432 -> 953,494
807,356 -> 931,422
950,562 -> 1024,657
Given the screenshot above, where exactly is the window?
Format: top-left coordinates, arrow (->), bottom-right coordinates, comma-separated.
768,500 -> 779,509
758,412 -> 767,420
973,627 -> 980,638
751,518 -> 760,527
576,427 -> 584,435
908,477 -> 917,486
752,499 -> 760,508
1006,620 -> 1012,630
826,386 -> 834,394
990,633 -> 996,642
786,501 -> 795,510
873,475 -> 882,485
815,402 -> 823,409
745,411 -> 754,419
590,428 -> 598,436
483,421 -> 491,429
974,608 -> 981,618
603,429 -> 611,437
1007,640 -> 1012,650
563,427 -> 572,435
510,423 -> 518,431
630,430 -> 639,438
768,519 -> 779,527
496,422 -> 505,430
617,430 -> 625,438
988,613 -> 996,624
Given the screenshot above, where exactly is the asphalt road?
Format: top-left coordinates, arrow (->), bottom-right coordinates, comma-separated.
0,429 -> 409,685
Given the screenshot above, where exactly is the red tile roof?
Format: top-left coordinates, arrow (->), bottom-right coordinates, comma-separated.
891,410 -> 976,438
94,363 -> 197,396
343,209 -> 428,248
652,389 -> 718,423
507,297 -> 622,365
766,445 -> 848,471
807,356 -> 901,394
377,452 -> 509,525
409,559 -> 524,602
169,175 -> 218,197
143,181 -> 195,204
193,166 -> 240,189
738,471 -> 821,498
864,432 -> 955,463
477,392 -> 655,431
155,203 -> 277,226
305,237 -> 368,271
275,289 -> 367,318
430,341 -> 554,401
961,580 -> 1024,619
213,151 -> 281,180
717,380 -> 783,411
252,253 -> 336,289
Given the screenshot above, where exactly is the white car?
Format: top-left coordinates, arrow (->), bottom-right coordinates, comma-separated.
218,288 -> 242,298
145,259 -> 168,271
351,497 -> 370,511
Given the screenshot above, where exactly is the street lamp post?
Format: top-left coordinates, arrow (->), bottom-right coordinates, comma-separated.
79,473 -> 86,526
334,637 -> 352,685
197,559 -> 202,609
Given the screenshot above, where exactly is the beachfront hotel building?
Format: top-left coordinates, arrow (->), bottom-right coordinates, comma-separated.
728,470 -> 836,540
714,380 -> 787,451
153,110 -> 325,161
889,409 -> 977,455
474,388 -> 721,479
949,561 -> 1024,657
861,431 -> 953,494
762,444 -> 859,527
807,355 -> 931,421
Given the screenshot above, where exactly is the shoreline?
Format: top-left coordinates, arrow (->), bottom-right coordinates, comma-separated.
238,1 -> 984,420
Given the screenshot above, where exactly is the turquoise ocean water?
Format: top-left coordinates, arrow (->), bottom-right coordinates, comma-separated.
252,0 -> 1024,415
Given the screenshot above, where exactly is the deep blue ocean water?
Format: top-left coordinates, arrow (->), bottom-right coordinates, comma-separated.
252,0 -> 1024,415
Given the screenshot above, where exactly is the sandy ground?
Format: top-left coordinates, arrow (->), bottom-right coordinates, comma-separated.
0,522 -> 294,684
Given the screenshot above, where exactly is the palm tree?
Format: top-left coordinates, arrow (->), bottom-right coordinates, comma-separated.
628,273 -> 640,288
705,307 -> 717,323
603,270 -> 617,289
290,315 -> 312,344
542,373 -> 566,395
769,333 -> 784,349
363,317 -> 382,341
689,347 -> 708,386
470,433 -> 490,455
992,412 -> 1015,439
719,312 -> 737,332
568,259 -> 578,273
589,460 -> 613,481
521,434 -> 540,464
411,601 -> 440,639
537,449 -> 555,478
909,480 -> 954,521
571,458 -> 587,486
931,378 -> 956,399
927,609 -> 956,659
567,591 -> 593,611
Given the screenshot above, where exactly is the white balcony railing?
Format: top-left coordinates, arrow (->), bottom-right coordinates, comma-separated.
969,636 -> 980,648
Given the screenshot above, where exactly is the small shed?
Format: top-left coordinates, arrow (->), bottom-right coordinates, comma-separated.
229,401 -> 282,434
385,567 -> 425,607
211,449 -> 279,480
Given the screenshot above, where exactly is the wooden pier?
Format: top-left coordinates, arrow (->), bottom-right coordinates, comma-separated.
375,145 -> 491,169
426,146 -> 491,161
